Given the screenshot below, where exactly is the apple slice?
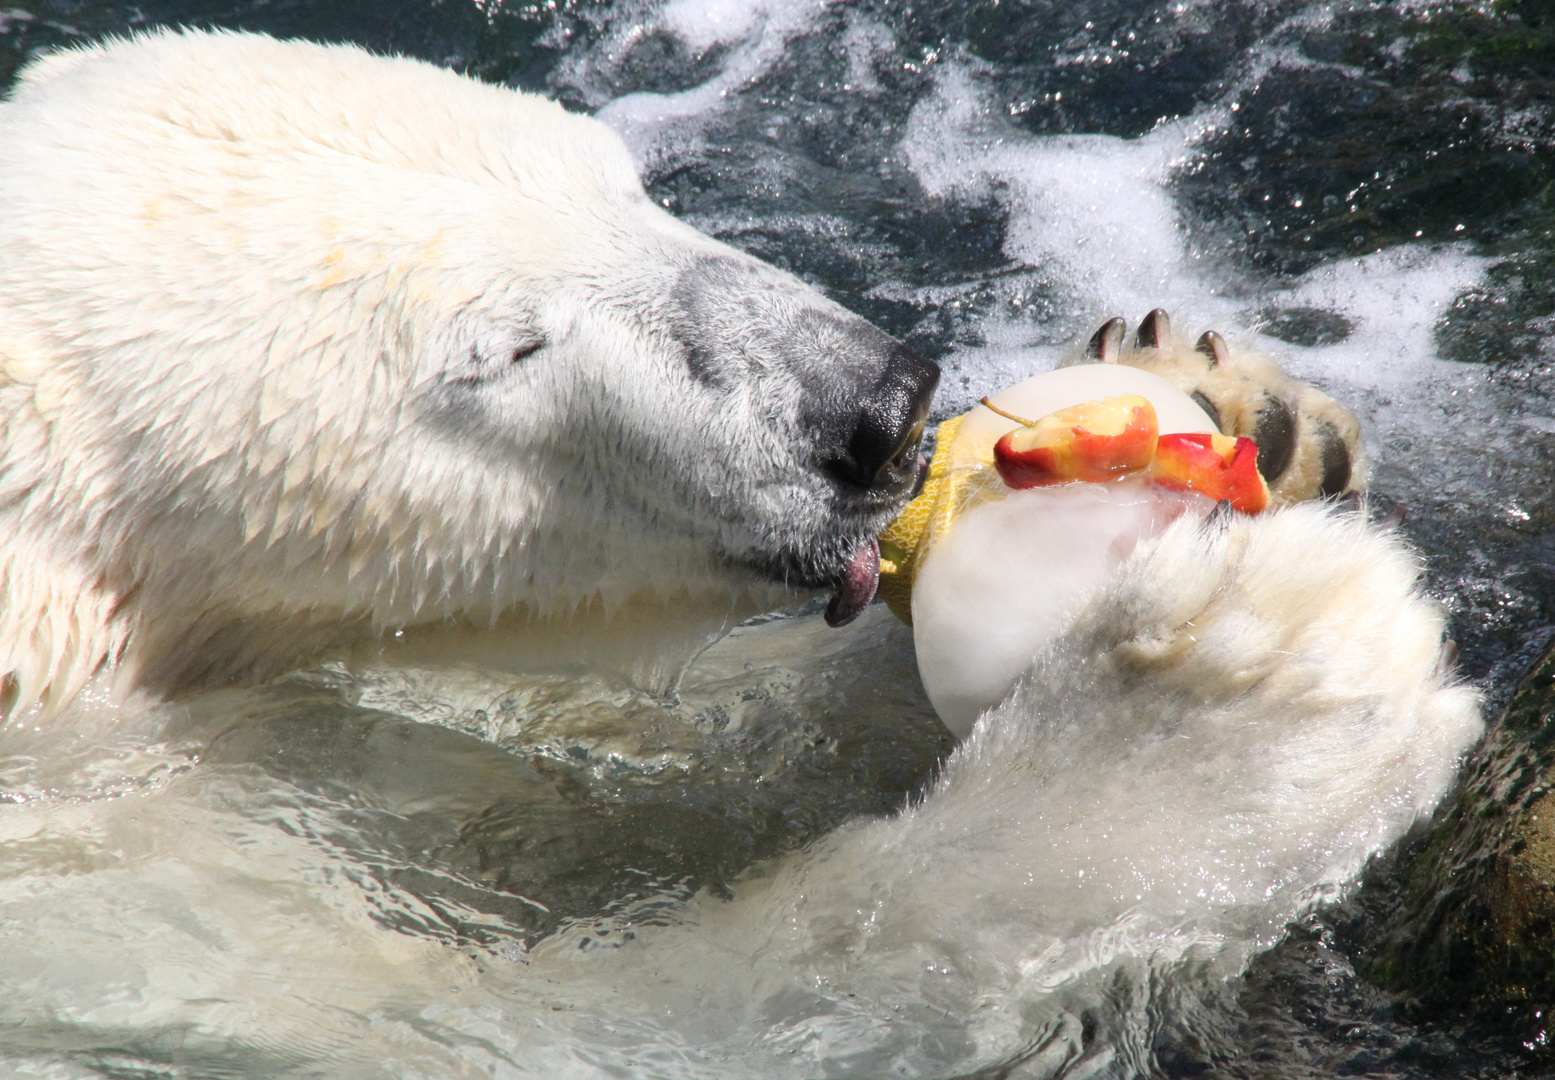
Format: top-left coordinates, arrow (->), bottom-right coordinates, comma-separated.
1151,432 -> 1269,514
990,394 -> 1159,489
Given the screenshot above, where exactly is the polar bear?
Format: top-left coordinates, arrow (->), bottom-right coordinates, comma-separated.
0,31 -> 1483,1065
0,28 -> 1387,726
0,30 -> 940,715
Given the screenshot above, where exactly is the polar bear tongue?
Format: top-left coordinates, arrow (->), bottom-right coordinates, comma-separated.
824,540 -> 880,628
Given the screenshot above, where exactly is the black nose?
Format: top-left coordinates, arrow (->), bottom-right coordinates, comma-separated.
831,343 -> 940,492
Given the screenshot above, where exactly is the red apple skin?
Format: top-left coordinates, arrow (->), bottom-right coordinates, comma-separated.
1151,432 -> 1269,514
993,396 -> 1159,489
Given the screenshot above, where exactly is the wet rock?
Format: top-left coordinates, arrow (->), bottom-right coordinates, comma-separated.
1354,633 -> 1555,1064
1176,2 -> 1555,277
1257,306 -> 1354,347
1436,252 -> 1555,365
1491,785 -> 1555,945
955,0 -> 1299,139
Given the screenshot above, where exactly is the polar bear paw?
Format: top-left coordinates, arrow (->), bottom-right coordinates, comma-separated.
1083,310 -> 1366,506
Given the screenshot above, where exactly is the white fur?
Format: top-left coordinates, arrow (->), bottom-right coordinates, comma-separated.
0,30 -> 911,713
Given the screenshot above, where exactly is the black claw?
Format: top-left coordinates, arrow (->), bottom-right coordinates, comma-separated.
1201,498 -> 1235,532
1136,309 -> 1170,349
1088,318 -> 1126,363
1195,330 -> 1229,368
1378,503 -> 1407,529
1315,421 -> 1353,498
1253,397 -> 1297,483
1190,390 -> 1224,433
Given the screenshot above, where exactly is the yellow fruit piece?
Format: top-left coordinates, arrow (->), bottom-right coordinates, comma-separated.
877,413 -> 1008,624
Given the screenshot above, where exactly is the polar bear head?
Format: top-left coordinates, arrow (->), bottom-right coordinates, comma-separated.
0,30 -> 938,710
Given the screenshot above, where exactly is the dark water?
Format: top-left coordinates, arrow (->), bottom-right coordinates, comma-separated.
4,0 -> 1555,1076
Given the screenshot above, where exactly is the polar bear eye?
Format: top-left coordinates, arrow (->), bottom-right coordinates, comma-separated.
435,324 -> 546,393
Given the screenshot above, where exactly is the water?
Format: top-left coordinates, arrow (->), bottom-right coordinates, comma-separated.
2,0 -> 1554,1075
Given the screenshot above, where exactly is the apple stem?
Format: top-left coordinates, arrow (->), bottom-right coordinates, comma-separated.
979,397 -> 1037,426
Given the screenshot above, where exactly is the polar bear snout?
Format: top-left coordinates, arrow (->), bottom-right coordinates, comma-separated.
820,338 -> 937,498
670,254 -> 939,502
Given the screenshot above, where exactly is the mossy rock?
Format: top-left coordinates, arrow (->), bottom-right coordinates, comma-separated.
1358,635 -> 1555,1053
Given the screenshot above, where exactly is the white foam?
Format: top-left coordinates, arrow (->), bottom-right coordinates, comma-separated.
589,0 -> 836,167
905,64 -> 1206,322
657,0 -> 773,52
897,59 -> 1490,411
1259,244 -> 1488,390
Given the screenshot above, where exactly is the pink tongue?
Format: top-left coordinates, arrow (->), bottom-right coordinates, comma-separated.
824,539 -> 880,628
